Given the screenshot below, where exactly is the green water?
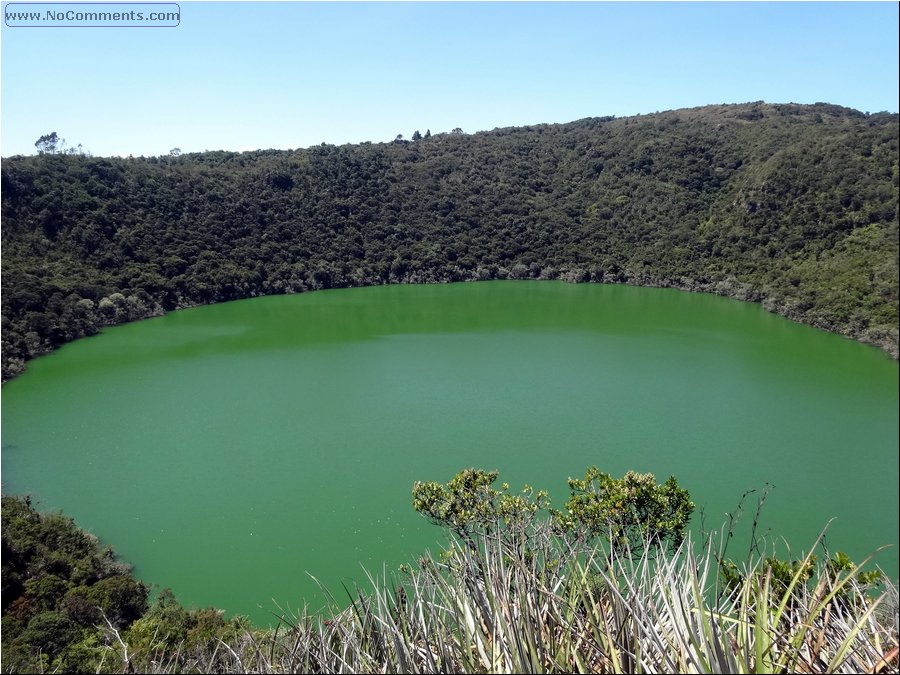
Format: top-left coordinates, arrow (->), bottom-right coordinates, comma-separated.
2,282 -> 897,623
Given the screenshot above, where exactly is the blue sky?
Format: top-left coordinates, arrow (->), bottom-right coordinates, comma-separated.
1,1 -> 898,157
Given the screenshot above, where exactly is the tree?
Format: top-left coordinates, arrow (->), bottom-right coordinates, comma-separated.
451,127 -> 464,135
85,576 -> 148,628
33,132 -> 86,155
35,132 -> 60,155
18,611 -> 81,660
411,130 -> 422,142
424,129 -> 431,139
554,468 -> 694,555
413,466 -> 693,558
412,468 -> 548,545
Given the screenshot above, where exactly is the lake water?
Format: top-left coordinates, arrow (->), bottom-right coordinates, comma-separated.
2,281 -> 897,623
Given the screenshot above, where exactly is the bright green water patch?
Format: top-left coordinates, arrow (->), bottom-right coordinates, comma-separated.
2,282 -> 897,623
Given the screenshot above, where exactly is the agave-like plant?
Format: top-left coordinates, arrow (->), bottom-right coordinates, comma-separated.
99,516 -> 897,674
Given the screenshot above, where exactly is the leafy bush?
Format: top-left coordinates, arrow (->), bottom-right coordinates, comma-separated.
554,467 -> 694,554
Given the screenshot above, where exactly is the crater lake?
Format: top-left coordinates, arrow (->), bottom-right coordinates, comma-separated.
2,281 -> 897,624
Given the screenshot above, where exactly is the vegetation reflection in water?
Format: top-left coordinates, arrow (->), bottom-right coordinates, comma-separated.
2,281 -> 897,624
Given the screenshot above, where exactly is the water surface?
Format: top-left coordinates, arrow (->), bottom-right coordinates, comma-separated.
2,282 -> 897,623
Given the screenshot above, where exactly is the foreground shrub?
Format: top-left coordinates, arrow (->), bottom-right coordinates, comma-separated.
83,523 -> 895,674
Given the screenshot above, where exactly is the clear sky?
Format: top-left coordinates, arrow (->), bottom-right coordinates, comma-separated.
1,1 -> 898,158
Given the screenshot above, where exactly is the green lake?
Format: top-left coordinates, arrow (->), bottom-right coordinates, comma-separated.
2,281 -> 897,623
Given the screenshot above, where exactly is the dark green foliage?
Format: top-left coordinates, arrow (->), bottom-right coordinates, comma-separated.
19,611 -> 79,656
554,468 -> 695,554
413,466 -> 693,557
2,103 -> 897,381
0,495 -> 249,672
412,468 -> 549,542
721,555 -> 817,598
827,550 -> 883,586
76,575 -> 150,627
720,549 -> 884,614
1,496 -> 135,612
0,495 -> 148,671
125,588 -> 248,660
412,468 -> 504,536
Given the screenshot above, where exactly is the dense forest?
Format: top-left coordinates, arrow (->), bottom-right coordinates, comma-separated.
2,102 -> 898,380
0,494 -> 251,672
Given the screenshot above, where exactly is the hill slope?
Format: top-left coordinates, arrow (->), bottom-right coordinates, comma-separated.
2,102 -> 897,379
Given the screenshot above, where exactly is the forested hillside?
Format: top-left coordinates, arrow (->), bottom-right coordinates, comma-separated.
2,102 -> 897,380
